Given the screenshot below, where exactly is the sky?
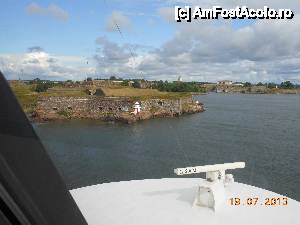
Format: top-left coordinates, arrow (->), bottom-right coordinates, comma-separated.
0,0 -> 300,83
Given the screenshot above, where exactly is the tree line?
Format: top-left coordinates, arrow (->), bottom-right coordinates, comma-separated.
246,81 -> 297,89
151,81 -> 205,93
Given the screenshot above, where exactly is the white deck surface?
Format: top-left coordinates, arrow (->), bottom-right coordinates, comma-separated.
71,178 -> 300,225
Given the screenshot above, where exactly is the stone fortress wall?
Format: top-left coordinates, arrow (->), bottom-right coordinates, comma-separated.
34,96 -> 203,122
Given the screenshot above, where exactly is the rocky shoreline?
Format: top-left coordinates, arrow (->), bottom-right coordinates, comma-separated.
113,104 -> 204,124
32,96 -> 204,124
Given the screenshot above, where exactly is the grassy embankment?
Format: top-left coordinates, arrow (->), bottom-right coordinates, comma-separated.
9,82 -> 87,113
40,87 -> 87,97
100,86 -> 192,100
9,82 -> 38,113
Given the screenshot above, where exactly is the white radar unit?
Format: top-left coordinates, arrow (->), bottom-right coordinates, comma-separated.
174,162 -> 245,211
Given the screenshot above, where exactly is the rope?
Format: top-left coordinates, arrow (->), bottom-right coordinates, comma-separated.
102,0 -> 143,78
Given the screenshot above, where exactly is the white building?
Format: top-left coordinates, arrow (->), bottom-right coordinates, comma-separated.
217,80 -> 233,85
232,82 -> 244,86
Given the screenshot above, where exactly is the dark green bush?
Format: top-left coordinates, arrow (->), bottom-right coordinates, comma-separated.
280,81 -> 294,89
35,82 -> 53,92
152,81 -> 205,93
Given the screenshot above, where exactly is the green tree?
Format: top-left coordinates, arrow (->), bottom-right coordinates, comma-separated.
29,78 -> 41,84
280,81 -> 294,89
132,80 -> 141,88
121,80 -> 129,86
35,82 -> 53,92
152,81 -> 204,93
109,75 -> 117,80
266,83 -> 277,88
244,82 -> 252,87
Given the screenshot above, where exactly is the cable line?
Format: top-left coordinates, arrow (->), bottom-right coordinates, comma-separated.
102,0 -> 143,78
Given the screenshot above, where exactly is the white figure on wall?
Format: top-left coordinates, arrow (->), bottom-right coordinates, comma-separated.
132,102 -> 141,115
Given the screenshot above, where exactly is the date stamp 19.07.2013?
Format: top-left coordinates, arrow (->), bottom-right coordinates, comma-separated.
228,197 -> 288,206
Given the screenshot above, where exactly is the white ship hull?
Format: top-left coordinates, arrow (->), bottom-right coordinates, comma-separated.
71,178 -> 300,225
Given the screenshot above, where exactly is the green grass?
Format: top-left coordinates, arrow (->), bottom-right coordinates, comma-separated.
130,93 -> 192,101
101,87 -> 163,96
57,110 -> 71,118
9,81 -> 193,115
9,82 -> 38,113
101,87 -> 192,100
10,82 -> 88,113
41,87 -> 88,97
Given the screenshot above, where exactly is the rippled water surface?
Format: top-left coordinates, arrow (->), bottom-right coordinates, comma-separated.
34,94 -> 300,200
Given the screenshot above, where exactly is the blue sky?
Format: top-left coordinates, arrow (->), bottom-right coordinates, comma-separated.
0,0 -> 174,55
0,0 -> 300,83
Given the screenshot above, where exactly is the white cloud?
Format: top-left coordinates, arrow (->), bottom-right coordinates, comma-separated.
93,9 -> 300,83
105,11 -> 132,32
147,4 -> 300,82
0,48 -> 94,80
158,7 -> 175,22
26,3 -> 69,21
3,1 -> 300,83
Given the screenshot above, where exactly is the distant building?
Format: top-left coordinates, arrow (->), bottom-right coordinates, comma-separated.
112,80 -> 123,84
128,81 -> 134,87
217,80 -> 233,85
232,82 -> 244,87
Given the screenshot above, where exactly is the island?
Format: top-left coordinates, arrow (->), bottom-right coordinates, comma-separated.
11,78 -> 298,123
9,79 -> 205,124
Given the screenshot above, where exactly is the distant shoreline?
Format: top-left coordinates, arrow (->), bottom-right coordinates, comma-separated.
210,91 -> 300,95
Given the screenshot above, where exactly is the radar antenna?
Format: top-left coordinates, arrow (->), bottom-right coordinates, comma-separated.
174,162 -> 245,211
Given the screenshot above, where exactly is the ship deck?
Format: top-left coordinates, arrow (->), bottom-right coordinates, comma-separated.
70,178 -> 300,225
